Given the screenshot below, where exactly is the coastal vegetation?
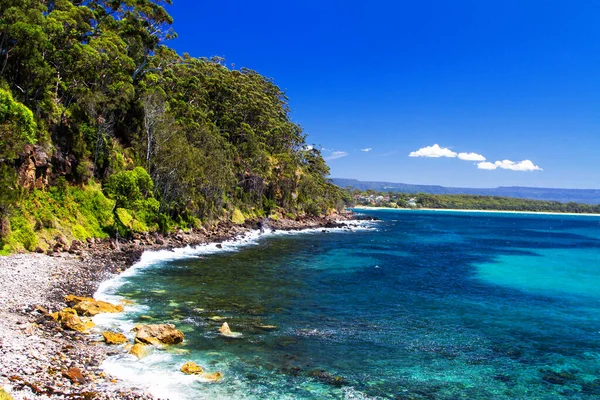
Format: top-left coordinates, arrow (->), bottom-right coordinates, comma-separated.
0,0 -> 345,253
350,191 -> 600,214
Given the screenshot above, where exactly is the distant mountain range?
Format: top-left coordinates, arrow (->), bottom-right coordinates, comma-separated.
332,178 -> 600,205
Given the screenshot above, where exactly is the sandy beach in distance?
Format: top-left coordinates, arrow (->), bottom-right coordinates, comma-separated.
351,205 -> 600,217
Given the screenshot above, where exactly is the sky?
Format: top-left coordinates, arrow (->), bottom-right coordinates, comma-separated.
165,0 -> 600,189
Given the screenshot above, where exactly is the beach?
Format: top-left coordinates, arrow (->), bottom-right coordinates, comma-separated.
0,214 -> 353,399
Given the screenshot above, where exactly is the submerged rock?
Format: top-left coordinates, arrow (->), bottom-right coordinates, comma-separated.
102,331 -> 128,345
133,323 -> 185,345
181,361 -> 203,375
65,295 -> 124,316
255,324 -> 278,331
308,369 -> 348,387
200,371 -> 223,382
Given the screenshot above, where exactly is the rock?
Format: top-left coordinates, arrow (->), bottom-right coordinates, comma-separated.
64,295 -> 124,316
200,371 -> 223,382
180,362 -> 203,375
133,324 -> 184,345
219,322 -> 232,336
102,332 -> 128,345
129,343 -> 150,359
219,322 -> 242,338
62,367 -> 86,384
51,308 -> 95,333
34,246 -> 44,253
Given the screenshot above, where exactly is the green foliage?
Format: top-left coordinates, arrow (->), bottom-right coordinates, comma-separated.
9,215 -> 38,251
0,1 -> 344,253
0,88 -> 37,159
3,183 -> 114,252
351,190 -> 600,214
104,167 -> 154,209
231,208 -> 245,224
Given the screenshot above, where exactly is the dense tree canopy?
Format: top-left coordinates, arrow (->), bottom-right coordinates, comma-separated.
0,0 -> 344,250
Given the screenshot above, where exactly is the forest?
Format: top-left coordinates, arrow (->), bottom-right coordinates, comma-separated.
0,0 -> 345,253
351,190 -> 600,214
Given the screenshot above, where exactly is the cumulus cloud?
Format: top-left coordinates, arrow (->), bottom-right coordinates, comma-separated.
409,144 -> 457,158
477,161 -> 498,170
361,148 -> 372,152
478,159 -> 542,171
495,159 -> 543,171
325,151 -> 348,161
458,152 -> 486,161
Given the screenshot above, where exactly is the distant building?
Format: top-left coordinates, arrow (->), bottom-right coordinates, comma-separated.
408,198 -> 417,207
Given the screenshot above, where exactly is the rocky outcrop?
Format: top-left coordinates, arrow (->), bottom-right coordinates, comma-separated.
17,145 -> 50,190
180,362 -> 203,375
133,324 -> 184,345
102,332 -> 128,345
64,295 -> 124,316
51,308 -> 95,333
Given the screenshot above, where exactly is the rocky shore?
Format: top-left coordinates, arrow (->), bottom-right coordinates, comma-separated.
0,213 -> 355,399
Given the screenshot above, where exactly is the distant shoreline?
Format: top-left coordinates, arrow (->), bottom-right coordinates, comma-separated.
351,205 -> 600,217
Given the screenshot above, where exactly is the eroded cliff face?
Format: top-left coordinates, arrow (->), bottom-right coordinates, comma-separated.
17,144 -> 49,190
16,144 -> 78,190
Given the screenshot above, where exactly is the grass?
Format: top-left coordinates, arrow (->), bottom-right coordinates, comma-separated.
3,182 -> 115,252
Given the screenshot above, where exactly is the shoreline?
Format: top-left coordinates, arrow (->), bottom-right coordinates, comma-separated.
0,212 -> 355,399
351,205 -> 600,217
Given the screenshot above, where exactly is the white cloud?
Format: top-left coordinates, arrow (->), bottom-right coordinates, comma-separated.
478,159 -> 542,172
477,161 -> 497,170
495,159 -> 543,171
409,144 -> 457,158
325,151 -> 348,161
458,152 -> 486,161
361,148 -> 372,152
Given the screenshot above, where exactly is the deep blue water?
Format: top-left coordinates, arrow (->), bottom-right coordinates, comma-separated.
96,210 -> 600,399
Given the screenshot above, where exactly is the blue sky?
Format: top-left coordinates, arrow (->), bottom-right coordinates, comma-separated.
165,1 -> 600,189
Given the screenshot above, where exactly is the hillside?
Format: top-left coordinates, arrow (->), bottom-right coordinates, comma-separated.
333,178 -> 600,204
0,1 -> 344,253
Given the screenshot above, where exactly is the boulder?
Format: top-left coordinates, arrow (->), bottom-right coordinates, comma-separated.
133,324 -> 184,345
64,295 -> 124,316
51,308 -> 95,333
181,362 -> 203,375
128,343 -> 150,359
219,322 -> 232,336
102,332 -> 128,345
219,322 -> 242,338
62,367 -> 86,384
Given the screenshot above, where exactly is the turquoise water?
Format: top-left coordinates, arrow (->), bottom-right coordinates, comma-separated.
95,210 -> 600,399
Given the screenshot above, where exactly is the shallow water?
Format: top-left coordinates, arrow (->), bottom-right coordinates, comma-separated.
96,211 -> 600,399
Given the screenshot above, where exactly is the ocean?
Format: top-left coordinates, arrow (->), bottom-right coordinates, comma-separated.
94,209 -> 600,399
